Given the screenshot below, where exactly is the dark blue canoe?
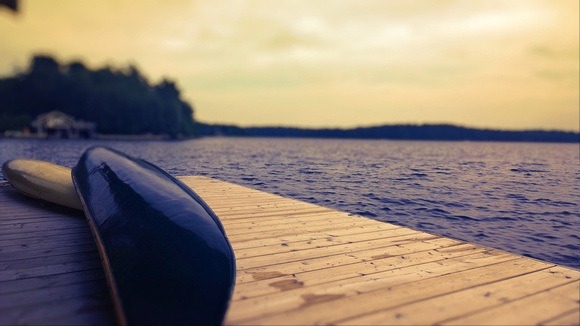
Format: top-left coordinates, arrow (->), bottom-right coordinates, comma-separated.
72,146 -> 235,325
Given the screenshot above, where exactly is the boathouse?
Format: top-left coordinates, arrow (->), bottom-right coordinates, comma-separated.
31,111 -> 96,139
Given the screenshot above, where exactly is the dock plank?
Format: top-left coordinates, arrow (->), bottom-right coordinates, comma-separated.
443,281 -> 580,325
0,176 -> 578,325
237,258 -> 555,325
0,182 -> 116,325
342,266 -> 577,325
187,177 -> 578,326
541,309 -> 580,326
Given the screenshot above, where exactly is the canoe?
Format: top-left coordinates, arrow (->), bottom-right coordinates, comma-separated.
1,159 -> 82,210
72,146 -> 235,325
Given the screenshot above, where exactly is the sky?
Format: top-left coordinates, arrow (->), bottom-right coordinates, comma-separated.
0,0 -> 578,131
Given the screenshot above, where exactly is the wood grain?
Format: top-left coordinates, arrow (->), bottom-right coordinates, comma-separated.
1,176 -> 578,325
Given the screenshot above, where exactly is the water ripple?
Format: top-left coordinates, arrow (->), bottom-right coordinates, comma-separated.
1,138 -> 578,269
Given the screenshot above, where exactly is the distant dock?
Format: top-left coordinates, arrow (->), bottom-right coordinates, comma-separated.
1,176 -> 578,325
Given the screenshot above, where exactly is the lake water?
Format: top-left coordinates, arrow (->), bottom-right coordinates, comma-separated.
1,137 -> 579,269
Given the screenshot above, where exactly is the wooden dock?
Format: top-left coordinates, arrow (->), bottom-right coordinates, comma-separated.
1,176 -> 578,325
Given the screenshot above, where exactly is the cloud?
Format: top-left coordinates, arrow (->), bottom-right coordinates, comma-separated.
0,0 -> 578,130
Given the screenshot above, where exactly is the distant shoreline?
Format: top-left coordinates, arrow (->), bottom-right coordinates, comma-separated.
196,122 -> 579,143
2,122 -> 578,143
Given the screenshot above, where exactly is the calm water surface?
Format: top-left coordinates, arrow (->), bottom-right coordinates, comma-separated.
1,137 -> 579,269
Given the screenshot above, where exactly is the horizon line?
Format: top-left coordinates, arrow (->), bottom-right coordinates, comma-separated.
196,121 -> 580,134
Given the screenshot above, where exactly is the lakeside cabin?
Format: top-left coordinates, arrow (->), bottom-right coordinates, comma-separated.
30,111 -> 96,139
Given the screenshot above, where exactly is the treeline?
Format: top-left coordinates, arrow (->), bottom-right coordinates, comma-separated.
0,55 -> 196,137
197,123 -> 579,143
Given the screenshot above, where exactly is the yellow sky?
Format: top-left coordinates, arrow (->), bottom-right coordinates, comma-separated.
0,0 -> 578,131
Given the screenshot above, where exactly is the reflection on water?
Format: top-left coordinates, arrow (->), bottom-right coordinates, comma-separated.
1,137 -> 579,269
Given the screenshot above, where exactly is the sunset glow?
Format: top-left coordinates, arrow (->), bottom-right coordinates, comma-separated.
1,0 -> 578,131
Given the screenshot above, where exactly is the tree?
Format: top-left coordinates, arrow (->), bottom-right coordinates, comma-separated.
0,54 -> 197,137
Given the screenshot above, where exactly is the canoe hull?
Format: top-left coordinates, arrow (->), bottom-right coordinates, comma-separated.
72,146 -> 235,325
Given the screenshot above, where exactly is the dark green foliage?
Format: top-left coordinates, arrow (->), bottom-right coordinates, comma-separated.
196,123 -> 579,143
0,55 -> 196,137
